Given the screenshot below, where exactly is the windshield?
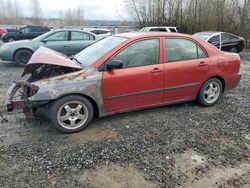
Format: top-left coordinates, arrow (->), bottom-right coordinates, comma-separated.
74,36 -> 127,67
194,33 -> 214,41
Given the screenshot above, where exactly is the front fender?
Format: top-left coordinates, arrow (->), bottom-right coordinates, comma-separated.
29,70 -> 106,117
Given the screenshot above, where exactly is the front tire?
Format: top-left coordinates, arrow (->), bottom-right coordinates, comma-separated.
14,49 -> 33,66
197,78 -> 223,106
50,95 -> 94,133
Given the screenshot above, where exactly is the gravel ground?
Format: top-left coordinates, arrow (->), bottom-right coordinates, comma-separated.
0,53 -> 249,188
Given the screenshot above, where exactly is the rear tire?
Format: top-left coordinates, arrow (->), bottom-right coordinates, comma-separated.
50,95 -> 94,133
197,78 -> 223,106
14,49 -> 33,66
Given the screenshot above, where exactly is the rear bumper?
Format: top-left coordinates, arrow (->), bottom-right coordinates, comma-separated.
224,73 -> 241,91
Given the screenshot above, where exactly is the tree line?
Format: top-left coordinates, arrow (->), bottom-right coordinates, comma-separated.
124,0 -> 250,47
0,0 -> 85,27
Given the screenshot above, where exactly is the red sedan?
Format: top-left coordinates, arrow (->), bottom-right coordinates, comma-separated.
6,32 -> 241,133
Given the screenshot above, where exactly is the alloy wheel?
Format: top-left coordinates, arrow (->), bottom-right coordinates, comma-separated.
57,101 -> 89,130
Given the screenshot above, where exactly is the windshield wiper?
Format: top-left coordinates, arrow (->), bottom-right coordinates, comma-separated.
70,57 -> 82,65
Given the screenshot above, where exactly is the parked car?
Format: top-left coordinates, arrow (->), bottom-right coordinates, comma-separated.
1,25 -> 51,42
140,26 -> 178,32
194,32 -> 244,53
83,28 -> 112,39
0,29 -> 98,66
0,28 -> 7,37
6,32 -> 241,133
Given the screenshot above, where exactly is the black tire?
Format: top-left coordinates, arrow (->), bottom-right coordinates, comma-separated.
7,37 -> 15,42
14,49 -> 33,66
197,78 -> 223,107
50,95 -> 94,133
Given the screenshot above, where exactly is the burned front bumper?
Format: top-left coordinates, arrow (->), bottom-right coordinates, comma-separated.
5,81 -> 48,119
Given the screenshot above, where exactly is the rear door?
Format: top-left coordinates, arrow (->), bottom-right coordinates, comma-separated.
102,38 -> 164,113
163,38 -> 211,103
68,31 -> 95,55
42,31 -> 69,54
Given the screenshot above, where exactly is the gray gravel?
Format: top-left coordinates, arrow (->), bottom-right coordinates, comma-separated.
0,53 -> 249,187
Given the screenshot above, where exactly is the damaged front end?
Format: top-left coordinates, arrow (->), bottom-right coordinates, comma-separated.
5,46 -> 83,119
6,81 -> 40,119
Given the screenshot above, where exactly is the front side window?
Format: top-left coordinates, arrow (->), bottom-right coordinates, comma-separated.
20,28 -> 30,33
111,39 -> 159,68
45,31 -> 68,41
165,38 -> 207,62
71,31 -> 95,41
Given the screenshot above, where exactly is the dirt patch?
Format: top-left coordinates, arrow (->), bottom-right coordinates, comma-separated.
72,128 -> 117,142
185,163 -> 250,188
175,150 -> 209,181
80,164 -> 158,188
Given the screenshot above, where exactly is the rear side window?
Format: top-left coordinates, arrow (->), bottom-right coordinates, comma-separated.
221,33 -> 238,41
71,31 -> 95,41
169,28 -> 177,32
165,38 -> 207,62
150,28 -> 167,32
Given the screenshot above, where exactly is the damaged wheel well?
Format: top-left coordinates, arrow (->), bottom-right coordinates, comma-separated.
50,94 -> 99,117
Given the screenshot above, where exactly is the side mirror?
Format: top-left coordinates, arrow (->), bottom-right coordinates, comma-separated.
106,60 -> 123,71
41,38 -> 48,43
18,31 -> 22,34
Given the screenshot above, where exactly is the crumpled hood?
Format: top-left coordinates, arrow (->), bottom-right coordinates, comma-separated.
22,46 -> 82,76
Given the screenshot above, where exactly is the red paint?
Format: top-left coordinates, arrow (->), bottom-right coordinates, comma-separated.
0,28 -> 7,37
96,33 -> 241,114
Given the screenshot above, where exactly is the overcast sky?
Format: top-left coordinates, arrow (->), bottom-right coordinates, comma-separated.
23,0 -> 126,20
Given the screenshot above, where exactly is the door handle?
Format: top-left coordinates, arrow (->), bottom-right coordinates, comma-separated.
198,62 -> 208,66
150,68 -> 162,73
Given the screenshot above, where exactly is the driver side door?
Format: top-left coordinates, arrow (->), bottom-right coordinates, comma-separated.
41,31 -> 69,55
102,38 -> 164,113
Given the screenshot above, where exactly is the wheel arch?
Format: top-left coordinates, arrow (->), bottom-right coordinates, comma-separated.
13,48 -> 34,60
202,76 -> 225,93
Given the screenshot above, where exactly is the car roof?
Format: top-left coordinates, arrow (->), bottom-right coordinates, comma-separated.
143,26 -> 177,28
83,28 -> 111,31
195,31 -> 222,35
51,29 -> 96,35
115,32 -> 192,39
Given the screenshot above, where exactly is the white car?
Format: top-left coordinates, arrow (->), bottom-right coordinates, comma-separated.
82,28 -> 112,39
140,26 -> 178,32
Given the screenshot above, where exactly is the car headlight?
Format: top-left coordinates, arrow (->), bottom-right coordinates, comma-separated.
1,44 -> 10,50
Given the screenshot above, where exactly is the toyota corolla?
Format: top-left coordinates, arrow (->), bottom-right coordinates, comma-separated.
6,32 -> 241,133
